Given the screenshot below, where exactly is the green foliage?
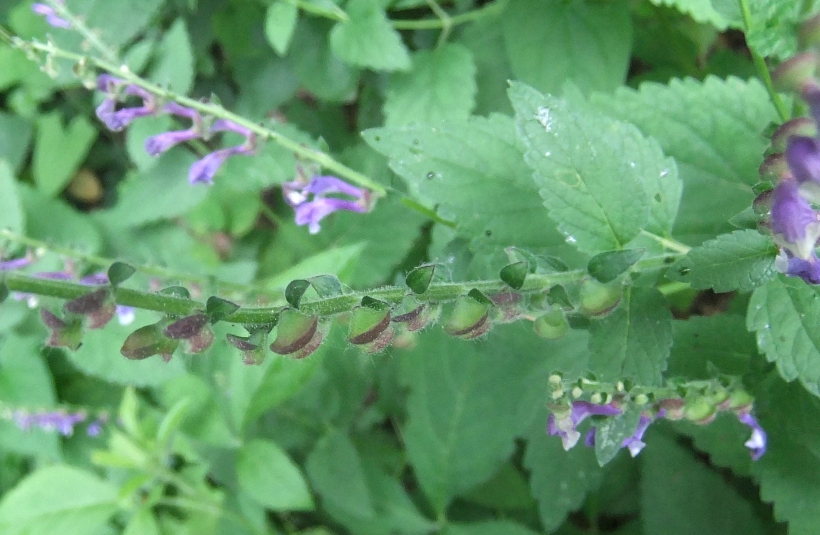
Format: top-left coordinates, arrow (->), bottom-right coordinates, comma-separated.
33,112 -> 96,196
329,0 -> 411,71
0,160 -> 23,234
237,438 -> 314,511
748,277 -> 820,395
672,230 -> 778,292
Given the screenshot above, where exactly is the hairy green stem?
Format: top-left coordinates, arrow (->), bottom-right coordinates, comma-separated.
737,0 -> 790,122
391,0 -> 507,29
3,253 -> 680,324
1,32 -> 386,196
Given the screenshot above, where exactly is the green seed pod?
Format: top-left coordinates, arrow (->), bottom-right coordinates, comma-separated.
392,303 -> 440,333
579,279 -> 622,317
348,306 -> 391,345
444,295 -> 491,339
533,309 -> 570,340
270,309 -> 319,356
683,397 -> 717,425
121,322 -> 179,362
726,389 -> 755,412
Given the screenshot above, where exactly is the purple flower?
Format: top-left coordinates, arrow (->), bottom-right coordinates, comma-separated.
547,401 -> 622,450
32,2 -> 70,28
770,179 -> 820,260
189,145 -> 253,185
787,136 -> 820,202
145,129 -> 201,156
0,254 -> 32,271
284,175 -> 371,234
165,102 -> 201,121
79,272 -> 135,325
737,412 -> 767,460
775,250 -> 820,284
621,413 -> 654,457
14,410 -> 86,436
211,118 -> 254,139
95,76 -> 157,132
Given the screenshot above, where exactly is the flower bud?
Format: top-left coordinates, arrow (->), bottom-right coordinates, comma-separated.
270,309 -> 324,358
659,398 -> 685,420
533,309 -> 570,339
771,117 -> 818,152
444,295 -> 491,339
758,154 -> 788,180
726,389 -> 755,412
579,279 -> 622,317
772,51 -> 820,93
800,13 -> 820,49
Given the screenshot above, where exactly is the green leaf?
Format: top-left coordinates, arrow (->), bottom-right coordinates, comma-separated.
590,77 -> 777,245
753,380 -> 820,534
0,111 -> 32,172
150,19 -> 194,94
443,521 -> 540,535
0,160 -> 23,234
306,430 -> 374,518
671,230 -> 778,292
69,309 -> 187,387
123,508 -> 160,535
19,184 -> 101,253
460,463 -> 536,512
587,249 -> 645,284
384,44 -> 476,126
524,407 -> 603,532
329,0 -> 410,71
400,328 -> 555,513
643,430 -> 768,535
648,0 -> 729,28
69,0 -> 164,48
0,465 -> 118,535
511,82 -> 679,254
107,262 -> 136,287
265,1 -> 299,56
285,279 -> 311,308
364,114 -> 567,262
502,0 -> 632,96
33,112 -> 97,196
205,296 -> 240,323
588,287 -> 673,385
406,264 -> 436,294
500,262 -> 528,290
594,408 -> 642,466
748,277 -> 820,395
668,314 -> 757,379
106,150 -> 208,227
290,18 -> 360,102
237,439 -> 314,511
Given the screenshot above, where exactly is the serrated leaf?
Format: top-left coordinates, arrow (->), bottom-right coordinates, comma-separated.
588,249 -> 645,283
511,82 -> 677,254
329,0 -> 410,71
384,44 -> 476,126
588,287 -> 672,385
0,465 -> 118,535
290,18 -> 360,102
671,230 -> 777,292
265,1 -> 299,56
524,408 -> 603,531
306,430 -> 374,518
753,380 -> 820,534
748,277 -> 820,395
594,408 -> 642,466
590,77 -> 777,245
502,0 -> 632,96
648,0 -> 729,29
237,439 -> 314,511
364,115 -> 567,261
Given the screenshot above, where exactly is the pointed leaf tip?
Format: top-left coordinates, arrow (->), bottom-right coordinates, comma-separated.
406,264 -> 436,294
107,261 -> 136,286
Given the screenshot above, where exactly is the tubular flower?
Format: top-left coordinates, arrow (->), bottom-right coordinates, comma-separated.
144,103 -> 204,156
0,253 -> 33,271
547,400 -> 622,451
188,119 -> 255,185
283,175 -> 371,234
769,179 -> 820,261
737,412 -> 767,461
13,410 -> 86,436
31,1 -> 70,28
95,75 -> 157,132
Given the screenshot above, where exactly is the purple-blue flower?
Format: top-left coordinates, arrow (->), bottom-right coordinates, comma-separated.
284,175 -> 371,234
770,179 -> 820,260
95,76 -> 157,132
0,253 -> 32,271
621,413 -> 654,457
189,145 -> 253,185
775,250 -> 820,284
547,401 -> 622,450
14,410 -> 86,436
737,412 -> 767,460
786,136 -> 820,202
144,103 -> 205,156
32,1 -> 70,28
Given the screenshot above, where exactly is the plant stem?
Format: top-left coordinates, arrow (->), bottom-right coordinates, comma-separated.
639,230 -> 692,254
738,0 -> 790,122
2,33 -> 386,196
2,254 -> 679,324
391,0 -> 507,30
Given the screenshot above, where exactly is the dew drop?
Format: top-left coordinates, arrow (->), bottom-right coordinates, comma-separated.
426,172 -> 436,180
678,267 -> 690,275
565,236 -> 577,244
412,139 -> 420,146
545,151 -> 551,157
629,161 -> 636,168
485,229 -> 492,237
660,169 -> 669,177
